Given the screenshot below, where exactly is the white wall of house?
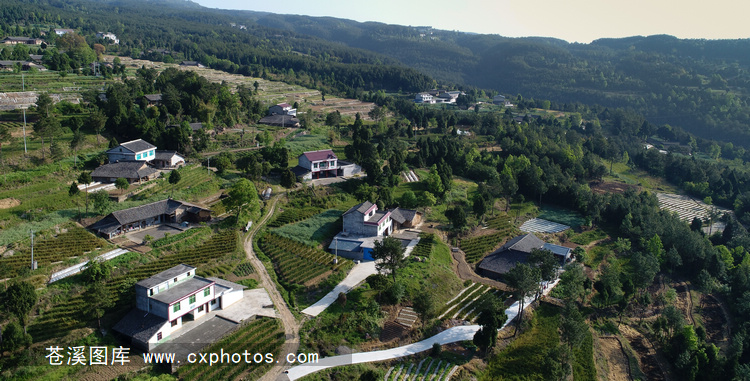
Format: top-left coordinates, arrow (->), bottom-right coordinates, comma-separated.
167,285 -> 214,321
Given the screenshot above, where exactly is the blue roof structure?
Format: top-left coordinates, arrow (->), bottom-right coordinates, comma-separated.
542,243 -> 571,258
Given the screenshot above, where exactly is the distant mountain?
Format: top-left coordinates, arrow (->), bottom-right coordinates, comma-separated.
233,11 -> 750,146
5,0 -> 750,145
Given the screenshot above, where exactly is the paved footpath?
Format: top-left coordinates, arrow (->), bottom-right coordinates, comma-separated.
300,237 -> 420,317
286,277 -> 560,380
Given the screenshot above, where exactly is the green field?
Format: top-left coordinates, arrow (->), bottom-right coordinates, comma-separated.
272,209 -> 342,247
538,205 -> 586,228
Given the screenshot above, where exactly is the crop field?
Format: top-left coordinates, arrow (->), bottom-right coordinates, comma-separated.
384,358 -> 458,381
150,226 -> 213,249
272,209 -> 343,247
437,283 -> 504,322
258,232 -> 352,287
136,165 -> 221,203
28,230 -> 239,342
268,206 -> 323,227
410,233 -> 436,257
177,317 -> 285,381
0,227 -> 108,273
538,205 -> 586,229
0,71 -> 109,95
461,215 -> 514,264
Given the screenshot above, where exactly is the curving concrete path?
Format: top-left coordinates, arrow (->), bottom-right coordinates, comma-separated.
286,277 -> 560,380
285,325 -> 480,380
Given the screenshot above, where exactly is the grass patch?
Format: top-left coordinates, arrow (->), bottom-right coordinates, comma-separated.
570,229 -> 608,245
538,205 -> 586,228
572,329 -> 597,381
272,209 -> 342,247
482,304 -> 561,381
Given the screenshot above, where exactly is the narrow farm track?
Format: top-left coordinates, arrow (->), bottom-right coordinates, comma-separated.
450,247 -> 509,291
242,195 -> 302,381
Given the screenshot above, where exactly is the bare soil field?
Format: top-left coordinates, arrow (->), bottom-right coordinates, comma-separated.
701,294 -> 730,350
0,197 -> 20,209
599,336 -> 632,381
590,181 -> 640,195
620,325 -> 667,381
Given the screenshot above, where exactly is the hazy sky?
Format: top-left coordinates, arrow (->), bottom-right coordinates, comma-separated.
193,0 -> 749,43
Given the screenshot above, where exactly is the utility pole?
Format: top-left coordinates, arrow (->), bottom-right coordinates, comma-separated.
30,230 -> 35,271
22,108 -> 28,155
334,237 -> 338,265
22,73 -> 25,91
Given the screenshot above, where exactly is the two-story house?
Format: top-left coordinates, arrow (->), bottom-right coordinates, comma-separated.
106,139 -> 157,163
96,32 -> 119,44
298,149 -> 338,179
342,201 -> 392,237
329,201 -> 421,261
113,264 -> 244,350
268,102 -> 297,116
414,93 -> 434,104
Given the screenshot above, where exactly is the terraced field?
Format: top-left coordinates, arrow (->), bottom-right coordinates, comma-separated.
459,215 -> 515,263
177,317 -> 285,381
438,282 -> 504,322
28,230 -> 239,342
0,227 -> 108,271
258,232 -> 352,287
384,358 -> 459,381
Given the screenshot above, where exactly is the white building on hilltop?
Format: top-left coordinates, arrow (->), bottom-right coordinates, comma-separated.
113,264 -> 245,350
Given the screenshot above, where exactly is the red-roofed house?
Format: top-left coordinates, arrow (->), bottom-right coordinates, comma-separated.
268,103 -> 296,116
297,149 -> 338,178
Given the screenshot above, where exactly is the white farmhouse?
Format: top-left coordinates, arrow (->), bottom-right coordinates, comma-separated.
113,264 -> 245,350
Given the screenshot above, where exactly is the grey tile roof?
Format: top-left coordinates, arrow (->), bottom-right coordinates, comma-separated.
107,139 -> 157,154
150,277 -> 213,305
154,150 -> 184,162
366,211 -> 387,223
90,161 -> 159,180
258,114 -> 299,127
478,250 -> 530,275
389,208 -> 418,224
144,94 -> 162,102
344,201 -> 375,216
136,264 -> 196,288
89,199 -> 211,235
499,233 -> 544,254
113,309 -> 167,343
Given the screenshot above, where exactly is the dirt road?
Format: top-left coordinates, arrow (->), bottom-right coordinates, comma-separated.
242,196 -> 302,381
450,248 -> 509,291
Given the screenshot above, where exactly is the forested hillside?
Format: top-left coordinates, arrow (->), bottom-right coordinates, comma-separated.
246,13 -> 750,147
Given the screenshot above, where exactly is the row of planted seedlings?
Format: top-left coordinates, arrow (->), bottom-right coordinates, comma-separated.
258,232 -> 334,285
28,231 -> 239,342
268,206 -> 323,227
1,227 -> 108,270
178,318 -> 284,381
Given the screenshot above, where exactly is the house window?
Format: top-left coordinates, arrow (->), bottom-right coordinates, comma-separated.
313,163 -> 318,169
174,278 -> 177,283
157,332 -> 162,341
189,295 -> 196,304
204,288 -> 210,297
198,305 -> 204,312
171,320 -> 178,327
149,289 -> 154,296
187,272 -> 191,276
173,302 -> 180,312
136,154 -> 141,159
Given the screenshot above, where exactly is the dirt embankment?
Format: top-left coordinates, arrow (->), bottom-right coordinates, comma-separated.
0,198 -> 20,209
598,335 -> 632,381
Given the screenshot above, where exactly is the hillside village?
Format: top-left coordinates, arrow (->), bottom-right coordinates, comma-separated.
0,3 -> 749,381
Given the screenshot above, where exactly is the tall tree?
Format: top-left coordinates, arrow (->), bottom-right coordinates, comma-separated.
222,178 -> 259,225
69,127 -> 84,168
115,177 -> 129,195
78,171 -> 92,215
372,236 -> 406,282
69,181 -> 81,219
168,169 -> 181,197
6,281 -> 37,334
505,263 -> 540,335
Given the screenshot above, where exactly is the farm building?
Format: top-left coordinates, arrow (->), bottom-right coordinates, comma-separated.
106,139 -> 157,163
268,102 -> 296,116
292,150 -> 362,181
477,233 -> 571,280
2,36 -> 43,45
89,199 -> 212,239
152,151 -> 185,169
328,201 -> 421,261
90,161 -> 160,184
113,264 -> 244,351
258,114 -> 300,127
